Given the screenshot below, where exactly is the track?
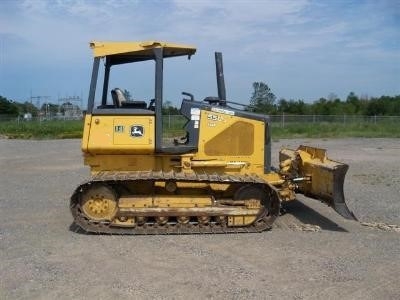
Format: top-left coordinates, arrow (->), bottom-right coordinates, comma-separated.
70,170 -> 281,234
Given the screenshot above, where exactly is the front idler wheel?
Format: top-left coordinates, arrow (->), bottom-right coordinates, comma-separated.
80,184 -> 118,221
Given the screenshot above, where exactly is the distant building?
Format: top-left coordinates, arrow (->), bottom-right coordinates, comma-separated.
23,113 -> 32,121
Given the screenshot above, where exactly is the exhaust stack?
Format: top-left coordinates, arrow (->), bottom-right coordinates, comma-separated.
215,52 -> 227,106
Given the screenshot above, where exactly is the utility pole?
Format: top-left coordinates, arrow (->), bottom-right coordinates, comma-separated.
30,95 -> 51,118
30,95 -> 50,109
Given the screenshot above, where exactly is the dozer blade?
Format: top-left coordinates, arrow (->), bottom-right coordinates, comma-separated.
279,145 -> 357,220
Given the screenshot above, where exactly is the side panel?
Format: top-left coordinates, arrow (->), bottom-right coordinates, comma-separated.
195,110 -> 266,174
84,154 -> 160,173
86,115 -> 155,154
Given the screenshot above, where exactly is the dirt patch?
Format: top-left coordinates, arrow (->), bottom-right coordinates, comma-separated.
361,222 -> 400,232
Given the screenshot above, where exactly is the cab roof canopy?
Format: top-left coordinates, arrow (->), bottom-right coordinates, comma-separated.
90,41 -> 197,65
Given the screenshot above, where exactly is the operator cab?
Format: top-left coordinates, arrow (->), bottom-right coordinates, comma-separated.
86,41 -> 199,154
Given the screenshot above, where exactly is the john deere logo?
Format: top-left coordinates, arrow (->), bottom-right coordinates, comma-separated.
130,125 -> 144,137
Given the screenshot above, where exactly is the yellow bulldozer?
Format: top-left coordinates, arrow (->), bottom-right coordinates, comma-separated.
70,41 -> 356,234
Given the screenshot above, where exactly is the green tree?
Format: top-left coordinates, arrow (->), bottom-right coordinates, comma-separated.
278,98 -> 310,114
312,98 -> 330,114
345,92 -> 361,114
14,101 -> 39,116
249,82 -> 276,113
0,96 -> 19,116
365,95 -> 400,116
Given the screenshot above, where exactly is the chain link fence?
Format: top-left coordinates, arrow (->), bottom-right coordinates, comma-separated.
268,114 -> 400,128
0,114 -> 83,123
1,113 -> 399,130
162,114 -> 400,130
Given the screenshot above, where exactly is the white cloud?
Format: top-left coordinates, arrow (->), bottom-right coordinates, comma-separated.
168,0 -> 310,42
0,0 -> 399,102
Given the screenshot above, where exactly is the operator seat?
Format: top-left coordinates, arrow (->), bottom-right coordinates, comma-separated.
111,88 -> 127,108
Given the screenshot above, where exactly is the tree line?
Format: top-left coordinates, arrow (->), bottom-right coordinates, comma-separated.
249,82 -> 400,116
0,96 -> 38,117
2,84 -> 400,117
0,96 -> 81,118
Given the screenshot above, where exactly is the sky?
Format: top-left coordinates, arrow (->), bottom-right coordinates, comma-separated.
0,0 -> 399,108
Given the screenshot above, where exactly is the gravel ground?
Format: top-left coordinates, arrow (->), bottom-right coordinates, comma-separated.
0,138 -> 399,299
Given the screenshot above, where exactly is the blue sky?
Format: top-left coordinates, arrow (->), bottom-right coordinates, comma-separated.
0,0 -> 399,107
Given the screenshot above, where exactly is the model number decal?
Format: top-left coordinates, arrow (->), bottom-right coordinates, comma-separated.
207,114 -> 224,122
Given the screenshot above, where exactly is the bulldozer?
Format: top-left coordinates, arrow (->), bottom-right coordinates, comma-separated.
70,40 -> 356,234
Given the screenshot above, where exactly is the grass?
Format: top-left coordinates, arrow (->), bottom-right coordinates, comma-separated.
0,119 -> 399,139
0,120 -> 83,139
